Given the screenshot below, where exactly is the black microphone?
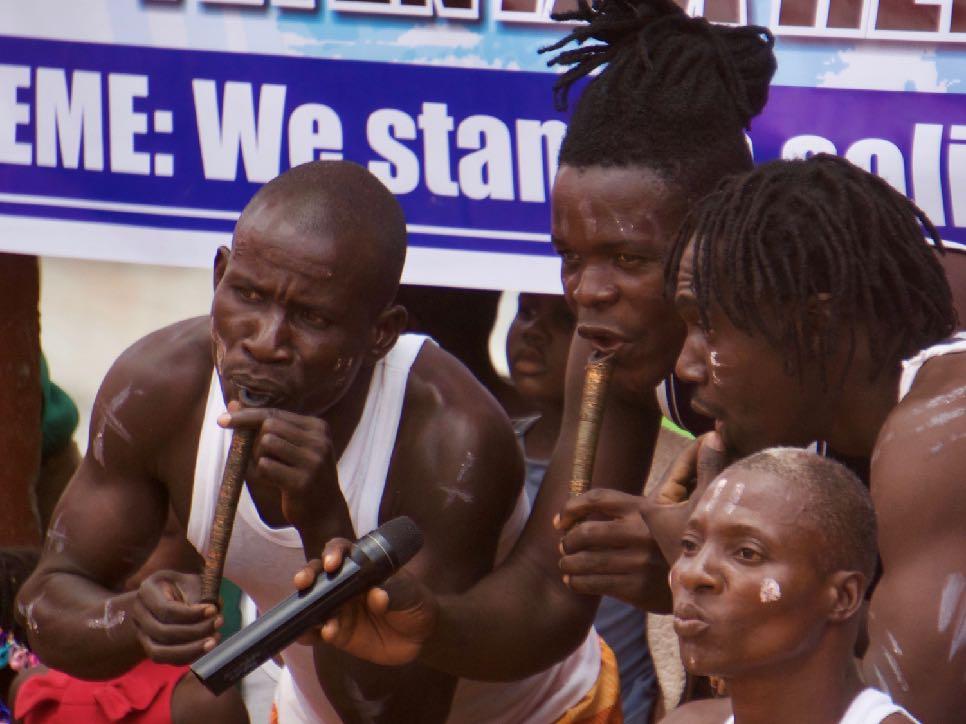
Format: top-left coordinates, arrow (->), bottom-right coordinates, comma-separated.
191,516 -> 423,694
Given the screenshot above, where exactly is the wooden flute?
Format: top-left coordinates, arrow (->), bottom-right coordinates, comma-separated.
569,352 -> 615,497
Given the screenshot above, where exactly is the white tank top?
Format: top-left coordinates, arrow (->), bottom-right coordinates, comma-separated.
187,334 -> 600,723
723,687 -> 918,723
898,331 -> 966,401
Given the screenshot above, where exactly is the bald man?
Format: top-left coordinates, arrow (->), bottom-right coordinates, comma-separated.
665,449 -> 917,724
18,161 -> 600,723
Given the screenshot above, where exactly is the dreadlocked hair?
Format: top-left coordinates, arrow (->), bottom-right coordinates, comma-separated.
541,0 -> 776,199
665,154 -> 957,383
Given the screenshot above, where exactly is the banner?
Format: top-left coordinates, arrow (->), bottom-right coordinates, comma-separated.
1,0 -> 964,291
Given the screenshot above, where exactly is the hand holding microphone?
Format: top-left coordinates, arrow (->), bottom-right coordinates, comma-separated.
192,516 -> 423,694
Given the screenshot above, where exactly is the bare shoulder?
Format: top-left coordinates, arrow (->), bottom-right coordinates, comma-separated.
88,316 -> 213,460
403,339 -> 521,472
385,339 -> 523,571
872,349 -> 966,549
661,697 -> 732,724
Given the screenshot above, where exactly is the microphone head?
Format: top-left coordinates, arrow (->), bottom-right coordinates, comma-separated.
372,516 -> 423,569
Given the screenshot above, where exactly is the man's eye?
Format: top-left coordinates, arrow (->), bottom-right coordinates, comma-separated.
615,253 -> 644,268
736,547 -> 763,563
237,287 -> 261,302
299,310 -> 328,327
559,250 -> 580,266
680,538 -> 699,555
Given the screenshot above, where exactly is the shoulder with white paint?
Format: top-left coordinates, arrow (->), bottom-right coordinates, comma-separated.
86,316 -> 213,467
391,338 -> 524,522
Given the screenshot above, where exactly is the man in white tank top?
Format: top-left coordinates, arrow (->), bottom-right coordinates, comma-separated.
662,449 -> 918,724
17,160 -> 601,722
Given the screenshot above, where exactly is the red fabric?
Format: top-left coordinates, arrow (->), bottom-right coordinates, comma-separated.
14,660 -> 188,723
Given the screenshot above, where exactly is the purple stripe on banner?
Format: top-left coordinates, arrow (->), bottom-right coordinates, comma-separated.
1,35 -> 964,256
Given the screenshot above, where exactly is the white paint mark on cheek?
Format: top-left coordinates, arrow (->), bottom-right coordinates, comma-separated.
724,482 -> 745,516
759,577 -> 782,603
709,350 -> 728,386
211,328 -> 227,376
87,598 -> 126,635
703,478 -> 727,513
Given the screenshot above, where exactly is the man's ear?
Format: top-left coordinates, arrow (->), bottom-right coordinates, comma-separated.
826,569 -> 866,624
368,304 -> 408,362
213,246 -> 231,291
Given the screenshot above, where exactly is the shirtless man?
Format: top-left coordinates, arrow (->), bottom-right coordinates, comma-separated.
14,160 -> 563,723
663,449 -> 917,724
658,155 -> 962,721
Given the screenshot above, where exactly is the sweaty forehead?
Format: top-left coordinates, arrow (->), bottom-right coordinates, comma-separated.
695,470 -> 812,536
553,165 -> 680,235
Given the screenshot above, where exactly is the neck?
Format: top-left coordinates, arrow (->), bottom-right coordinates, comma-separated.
825,365 -> 900,457
324,362 -> 377,458
728,639 -> 864,724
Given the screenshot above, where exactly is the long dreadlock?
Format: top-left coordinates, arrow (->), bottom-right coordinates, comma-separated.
541,0 -> 776,199
665,154 -> 957,381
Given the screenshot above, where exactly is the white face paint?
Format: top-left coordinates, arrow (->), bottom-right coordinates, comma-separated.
759,577 -> 782,603
703,478 -> 728,514
709,350 -> 729,386
724,482 -> 745,516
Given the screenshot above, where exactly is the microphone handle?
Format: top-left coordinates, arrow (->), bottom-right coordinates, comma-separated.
192,548 -> 385,694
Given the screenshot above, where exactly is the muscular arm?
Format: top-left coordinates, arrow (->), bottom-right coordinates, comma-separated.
312,342 -> 526,722
15,326 -> 208,678
418,334 -> 662,680
862,353 -> 966,723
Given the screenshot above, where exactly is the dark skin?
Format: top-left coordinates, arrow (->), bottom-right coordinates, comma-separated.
8,511 -> 249,724
304,164 -> 682,677
664,241 -> 966,722
663,467 -> 912,724
16,166 -> 523,723
505,292 -> 575,460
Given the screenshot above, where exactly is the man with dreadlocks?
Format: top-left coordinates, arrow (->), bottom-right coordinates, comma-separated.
655,154 -> 962,722
298,0 -> 775,716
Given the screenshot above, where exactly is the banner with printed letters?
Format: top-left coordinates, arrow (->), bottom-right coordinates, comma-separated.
1,0 -> 964,291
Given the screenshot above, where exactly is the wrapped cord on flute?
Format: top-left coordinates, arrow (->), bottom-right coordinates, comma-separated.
200,427 -> 255,604
569,352 -> 615,497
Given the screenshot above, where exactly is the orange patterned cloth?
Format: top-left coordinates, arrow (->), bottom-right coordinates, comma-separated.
553,639 -> 623,724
